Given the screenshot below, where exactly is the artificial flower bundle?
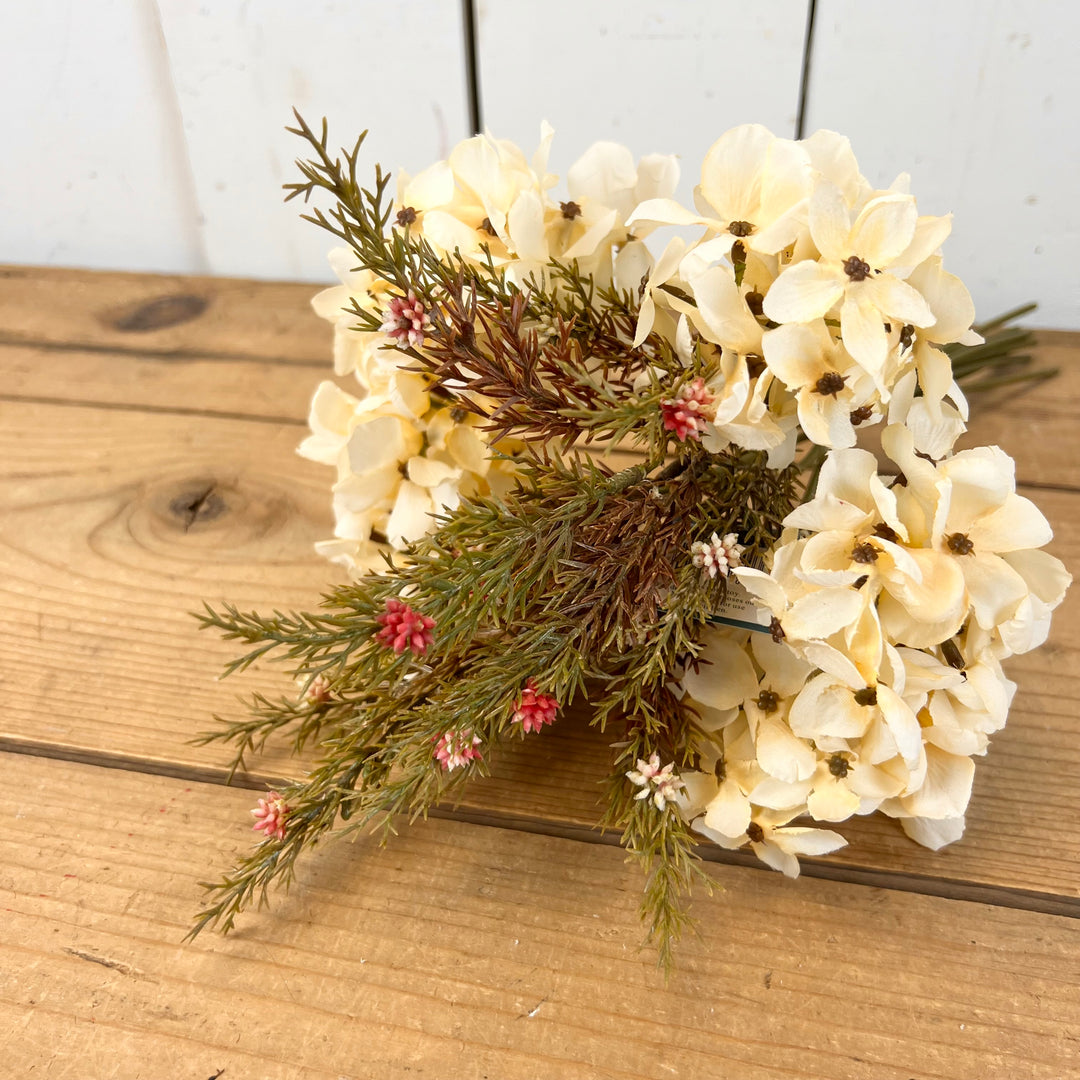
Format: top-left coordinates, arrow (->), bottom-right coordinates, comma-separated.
193,114 -> 1069,965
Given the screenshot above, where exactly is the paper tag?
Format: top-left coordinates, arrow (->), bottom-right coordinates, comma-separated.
707,576 -> 772,633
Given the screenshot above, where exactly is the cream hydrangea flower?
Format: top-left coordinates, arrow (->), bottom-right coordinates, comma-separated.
741,636 -> 817,786
694,807 -> 847,878
658,261 -> 799,465
805,747 -> 908,823
311,247 -> 396,385
677,720 -> 754,839
299,375 -> 519,575
903,255 -> 981,418
879,425 -> 1068,653
567,141 -> 679,232
762,319 -> 879,448
627,124 -> 812,258
763,183 -> 940,375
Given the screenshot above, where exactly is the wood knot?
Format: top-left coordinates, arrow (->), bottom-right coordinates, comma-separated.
105,294 -> 209,332
169,483 -> 227,531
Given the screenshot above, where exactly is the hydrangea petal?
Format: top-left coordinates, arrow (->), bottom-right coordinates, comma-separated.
840,293 -> 889,373
702,781 -> 752,838
907,256 -> 974,343
566,141 -> 636,207
862,273 -> 936,327
402,159 -> 456,209
895,215 -> 953,275
807,778 -> 861,821
763,260 -> 846,323
626,196 -> 710,230
967,494 -> 1053,554
961,552 -> 1030,630
754,714 -> 816,783
900,745 -> 975,819
1003,548 -> 1072,607
386,480 -> 434,549
752,839 -> 801,877
900,814 -> 966,850
682,632 -> 759,710
700,123 -> 773,221
807,181 -> 851,261
849,194 -> 918,267
783,588 -> 865,641
772,826 -> 848,858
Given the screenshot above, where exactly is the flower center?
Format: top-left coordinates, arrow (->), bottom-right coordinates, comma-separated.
560,200 -> 582,221
745,290 -> 765,317
843,255 -> 872,281
746,353 -> 767,379
946,532 -> 975,555
828,753 -> 851,778
853,686 -> 878,707
769,617 -> 785,643
852,542 -> 879,564
728,220 -> 755,237
899,324 -> 915,350
395,206 -> 417,227
941,637 -> 967,670
747,821 -> 765,843
756,689 -> 779,713
850,405 -> 874,426
813,372 -> 847,397
873,522 -> 900,543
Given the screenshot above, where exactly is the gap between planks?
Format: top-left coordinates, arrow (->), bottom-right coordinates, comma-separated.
4,390 -> 1079,502
5,734 -> 1078,922
0,391 -> 308,429
0,335 -> 329,368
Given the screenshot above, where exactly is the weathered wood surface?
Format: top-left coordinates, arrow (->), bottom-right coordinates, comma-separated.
0,265 -> 327,363
4,267 -> 1079,1072
5,754 -> 1079,1080
4,264 -> 1077,484
2,393 -> 1078,904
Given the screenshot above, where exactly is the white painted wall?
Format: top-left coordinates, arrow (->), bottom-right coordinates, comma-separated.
2,0 -> 1077,327
476,1 -> 809,212
804,0 -> 1080,330
0,0 -> 206,274
156,0 -> 469,281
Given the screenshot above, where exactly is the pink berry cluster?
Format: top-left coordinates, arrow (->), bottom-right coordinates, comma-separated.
434,728 -> 482,771
660,377 -> 714,442
379,290 -> 429,347
512,679 -> 559,734
251,792 -> 291,841
375,598 -> 436,656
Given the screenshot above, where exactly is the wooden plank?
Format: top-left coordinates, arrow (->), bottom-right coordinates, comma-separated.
2,397 -> 1078,904
4,334 -> 1079,486
967,332 -> 1080,490
0,4 -> 205,275
0,341 -> 319,425
3,269 -> 1078,486
804,0 -> 1080,330
5,754 -> 1079,1079
477,2 -> 809,211
156,0 -> 470,281
0,401 -> 335,781
0,266 -> 328,363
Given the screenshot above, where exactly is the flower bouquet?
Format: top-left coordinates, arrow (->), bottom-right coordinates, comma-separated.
191,113 -> 1070,966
